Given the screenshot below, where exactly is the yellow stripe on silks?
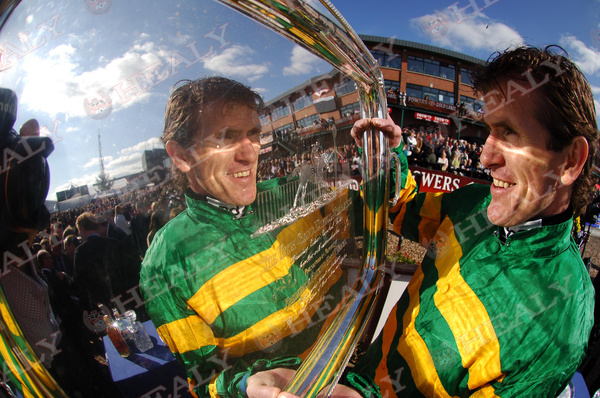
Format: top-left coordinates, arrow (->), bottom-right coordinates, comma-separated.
389,169 -> 418,214
158,255 -> 342,356
157,316 -> 217,354
471,385 -> 501,397
219,257 -> 341,356
396,267 -> 455,398
418,193 -> 443,245
433,217 -> 502,394
208,372 -> 219,398
364,203 -> 386,235
188,209 -> 324,325
374,294 -> 399,396
0,342 -> 36,398
0,299 -> 51,397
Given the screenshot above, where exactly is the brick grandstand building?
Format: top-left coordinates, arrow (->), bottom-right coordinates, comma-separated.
259,35 -> 488,154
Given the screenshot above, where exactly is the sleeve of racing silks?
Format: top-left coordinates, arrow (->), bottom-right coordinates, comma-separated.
387,145 -> 423,242
152,293 -> 301,398
356,144 -> 417,204
156,294 -> 303,398
220,357 -> 303,398
155,317 -> 230,397
139,241 -> 235,398
340,370 -> 382,398
387,144 -> 453,245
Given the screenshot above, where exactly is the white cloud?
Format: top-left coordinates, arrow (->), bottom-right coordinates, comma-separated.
53,173 -> 97,196
411,12 -> 524,53
104,152 -> 144,177
118,136 -> 163,155
82,156 -> 114,169
203,45 -> 269,79
283,45 -> 321,75
559,35 -> 600,76
89,136 -> 163,177
171,33 -> 194,46
10,38 -> 174,119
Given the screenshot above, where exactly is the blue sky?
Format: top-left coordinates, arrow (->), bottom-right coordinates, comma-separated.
1,0 -> 598,201
331,0 -> 600,94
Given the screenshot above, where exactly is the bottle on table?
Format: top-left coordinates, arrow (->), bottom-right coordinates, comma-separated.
103,314 -> 130,358
124,310 -> 154,352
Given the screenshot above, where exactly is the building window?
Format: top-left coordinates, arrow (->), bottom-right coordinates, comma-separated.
461,69 -> 473,85
370,49 -> 402,69
440,63 -> 456,80
384,80 -> 400,91
297,114 -> 321,128
460,95 -> 484,113
292,94 -> 313,111
424,59 -> 440,77
371,50 -> 386,67
259,114 -> 270,126
406,83 -> 455,105
334,78 -> 356,96
408,56 -> 455,80
407,56 -> 424,73
340,102 -> 360,118
273,123 -> 293,140
271,105 -> 291,121
406,84 -> 422,99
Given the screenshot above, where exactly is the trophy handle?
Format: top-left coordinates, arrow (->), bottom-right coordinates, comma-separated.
216,1 -> 392,396
390,151 -> 402,207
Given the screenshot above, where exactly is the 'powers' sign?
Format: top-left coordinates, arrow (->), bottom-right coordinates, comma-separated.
409,166 -> 490,193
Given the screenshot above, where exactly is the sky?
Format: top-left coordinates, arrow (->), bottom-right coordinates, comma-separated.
1,0 -> 598,203
330,0 -> 600,98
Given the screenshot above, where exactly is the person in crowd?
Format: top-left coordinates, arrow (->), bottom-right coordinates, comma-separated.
40,237 -> 52,253
62,225 -> 77,239
73,212 -> 125,311
97,211 -> 128,241
425,145 -> 437,164
406,130 -> 417,156
50,221 -> 64,248
436,150 -> 448,171
38,249 -> 58,281
146,210 -> 166,247
61,234 -> 79,276
246,46 -> 597,398
130,200 -> 151,259
139,76 -> 362,398
450,151 -> 461,171
114,204 -> 131,235
37,248 -> 77,326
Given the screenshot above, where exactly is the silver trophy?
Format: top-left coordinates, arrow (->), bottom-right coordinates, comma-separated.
0,0 -> 394,396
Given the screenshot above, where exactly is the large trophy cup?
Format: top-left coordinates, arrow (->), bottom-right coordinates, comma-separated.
0,0 -> 397,396
216,1 -> 397,396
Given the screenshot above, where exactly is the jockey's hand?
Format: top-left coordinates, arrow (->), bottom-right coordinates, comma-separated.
350,117 -> 402,149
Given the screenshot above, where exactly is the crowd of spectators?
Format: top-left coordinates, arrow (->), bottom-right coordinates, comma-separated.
257,124 -> 492,185
257,142 -> 362,182
18,177 -> 186,388
402,124 -> 492,181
